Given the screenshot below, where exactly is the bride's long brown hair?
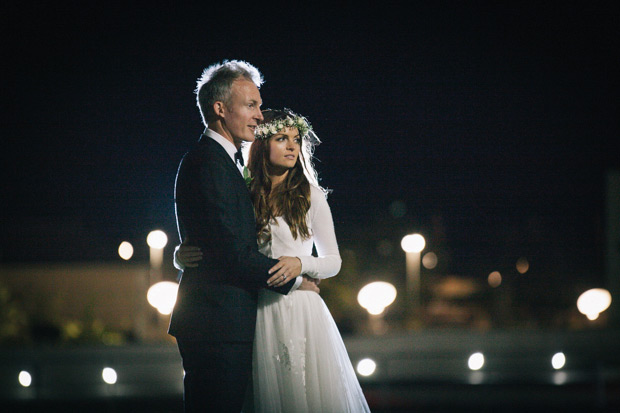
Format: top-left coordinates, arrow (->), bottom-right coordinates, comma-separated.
247,109 -> 311,241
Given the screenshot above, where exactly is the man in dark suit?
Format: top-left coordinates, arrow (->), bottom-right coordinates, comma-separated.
169,60 -> 319,412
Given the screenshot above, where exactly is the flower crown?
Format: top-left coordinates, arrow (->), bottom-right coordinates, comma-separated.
255,115 -> 311,140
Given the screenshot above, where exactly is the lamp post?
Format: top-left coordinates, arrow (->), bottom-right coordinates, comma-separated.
146,230 -> 168,285
577,288 -> 612,321
147,281 -> 179,316
357,281 -> 397,334
401,233 -> 425,321
145,230 -> 169,339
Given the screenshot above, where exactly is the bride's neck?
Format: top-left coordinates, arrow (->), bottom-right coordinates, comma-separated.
268,168 -> 289,188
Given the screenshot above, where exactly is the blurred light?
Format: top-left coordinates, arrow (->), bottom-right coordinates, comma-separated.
376,240 -> 393,257
516,257 -> 529,274
357,282 -> 397,315
18,371 -> 32,387
147,230 -> 168,249
553,371 -> 568,385
64,321 -> 81,339
422,252 -> 437,269
468,352 -> 485,370
356,358 -> 377,376
147,281 -> 179,315
433,276 -> 477,299
469,371 -> 484,385
118,241 -> 134,260
577,288 -> 612,320
488,271 -> 502,288
102,367 -> 117,384
551,352 -> 566,370
401,234 -> 425,253
389,200 -> 406,218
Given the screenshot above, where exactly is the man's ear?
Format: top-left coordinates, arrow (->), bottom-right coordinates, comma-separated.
213,101 -> 225,118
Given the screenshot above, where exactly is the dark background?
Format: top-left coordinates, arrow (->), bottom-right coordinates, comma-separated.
3,2 -> 618,288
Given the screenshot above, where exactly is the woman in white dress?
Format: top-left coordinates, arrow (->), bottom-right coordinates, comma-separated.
176,108 -> 370,412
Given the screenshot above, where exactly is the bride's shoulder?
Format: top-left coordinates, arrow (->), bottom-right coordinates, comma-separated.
309,184 -> 330,208
309,183 -> 327,197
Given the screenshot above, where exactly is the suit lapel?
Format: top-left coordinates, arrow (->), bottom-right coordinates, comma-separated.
199,135 -> 248,190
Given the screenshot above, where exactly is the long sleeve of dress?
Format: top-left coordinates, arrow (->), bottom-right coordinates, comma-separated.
298,186 -> 342,279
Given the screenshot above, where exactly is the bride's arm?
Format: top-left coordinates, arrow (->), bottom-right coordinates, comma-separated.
298,186 -> 342,279
175,240 -> 307,292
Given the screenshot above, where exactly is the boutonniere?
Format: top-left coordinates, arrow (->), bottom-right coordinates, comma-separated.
243,166 -> 253,188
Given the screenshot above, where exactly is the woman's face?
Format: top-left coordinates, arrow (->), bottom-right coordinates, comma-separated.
268,127 -> 301,170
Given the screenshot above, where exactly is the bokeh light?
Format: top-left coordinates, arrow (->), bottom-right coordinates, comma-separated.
146,230 -> 168,249
401,234 -> 425,253
102,367 -> 117,384
516,257 -> 529,274
576,288 -> 612,320
422,252 -> 438,269
18,371 -> 32,387
357,282 -> 397,315
118,241 -> 134,260
468,352 -> 485,370
356,358 -> 377,376
552,352 -> 566,370
488,271 -> 502,288
147,281 -> 179,315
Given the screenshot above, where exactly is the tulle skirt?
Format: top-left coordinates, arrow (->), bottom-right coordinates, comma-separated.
248,289 -> 370,413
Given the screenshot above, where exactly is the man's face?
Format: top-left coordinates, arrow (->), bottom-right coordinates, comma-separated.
221,79 -> 263,145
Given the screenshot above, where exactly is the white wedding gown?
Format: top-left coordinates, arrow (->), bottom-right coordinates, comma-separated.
248,185 -> 370,413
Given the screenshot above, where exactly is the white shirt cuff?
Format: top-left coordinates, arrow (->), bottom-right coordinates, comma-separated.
173,245 -> 184,270
288,276 -> 302,293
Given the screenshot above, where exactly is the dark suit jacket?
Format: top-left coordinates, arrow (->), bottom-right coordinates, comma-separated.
169,133 -> 295,342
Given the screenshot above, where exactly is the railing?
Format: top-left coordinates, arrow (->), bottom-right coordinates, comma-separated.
2,329 -> 619,410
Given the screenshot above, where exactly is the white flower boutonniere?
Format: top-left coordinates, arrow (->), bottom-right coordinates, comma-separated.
243,166 -> 252,188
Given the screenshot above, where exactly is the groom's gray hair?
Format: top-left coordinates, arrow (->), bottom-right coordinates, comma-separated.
195,60 -> 264,126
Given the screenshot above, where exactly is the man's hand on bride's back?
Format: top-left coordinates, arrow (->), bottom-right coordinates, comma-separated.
176,244 -> 203,268
298,275 -> 320,294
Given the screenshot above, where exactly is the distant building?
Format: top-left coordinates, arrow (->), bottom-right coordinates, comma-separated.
0,262 -> 176,344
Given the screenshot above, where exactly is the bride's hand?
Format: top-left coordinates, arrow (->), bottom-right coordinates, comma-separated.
267,256 -> 301,287
175,244 -> 203,268
298,275 -> 320,294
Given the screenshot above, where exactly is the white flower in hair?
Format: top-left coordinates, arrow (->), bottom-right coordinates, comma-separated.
255,110 -> 313,140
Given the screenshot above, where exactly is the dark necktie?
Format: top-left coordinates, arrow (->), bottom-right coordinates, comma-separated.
234,149 -> 244,166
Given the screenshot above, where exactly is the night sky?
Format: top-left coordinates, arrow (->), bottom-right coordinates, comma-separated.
3,3 -> 618,286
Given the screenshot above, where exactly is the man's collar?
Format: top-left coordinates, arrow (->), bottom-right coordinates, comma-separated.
203,128 -> 237,162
